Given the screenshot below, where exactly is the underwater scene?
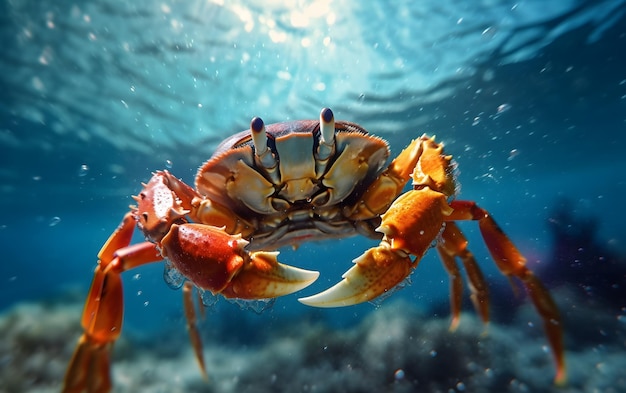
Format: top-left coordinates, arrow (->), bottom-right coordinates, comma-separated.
1,0 -> 626,392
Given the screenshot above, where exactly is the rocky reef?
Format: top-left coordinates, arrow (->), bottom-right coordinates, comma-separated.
1,293 -> 624,393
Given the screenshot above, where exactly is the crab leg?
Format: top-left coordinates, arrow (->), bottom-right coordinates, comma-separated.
183,282 -> 208,380
446,200 -> 566,385
437,222 -> 490,331
436,244 -> 464,331
63,213 -> 162,393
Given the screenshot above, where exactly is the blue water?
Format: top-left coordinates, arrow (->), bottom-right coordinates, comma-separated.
1,0 -> 625,391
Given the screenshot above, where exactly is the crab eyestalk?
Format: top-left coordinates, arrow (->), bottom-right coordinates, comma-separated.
313,107 -> 336,176
317,107 -> 335,160
251,116 -> 268,156
251,117 -> 279,184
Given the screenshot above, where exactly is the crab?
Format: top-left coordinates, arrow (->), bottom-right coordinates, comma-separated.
63,108 -> 565,392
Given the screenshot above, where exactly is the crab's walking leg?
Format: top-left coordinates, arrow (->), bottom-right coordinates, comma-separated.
63,213 -> 162,393
183,282 -> 208,380
437,244 -> 463,331
447,200 -> 566,385
437,222 -> 490,331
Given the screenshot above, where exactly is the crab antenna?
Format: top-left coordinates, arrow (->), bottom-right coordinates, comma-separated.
317,108 -> 335,161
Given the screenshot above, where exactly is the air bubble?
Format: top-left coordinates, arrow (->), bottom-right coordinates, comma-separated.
430,350 -> 438,357
229,298 -> 275,314
507,149 -> 520,161
78,164 -> 89,177
481,26 -> 497,39
165,159 -> 173,169
163,260 -> 185,289
49,217 -> 61,226
201,290 -> 220,307
394,369 -> 405,381
496,103 -> 511,114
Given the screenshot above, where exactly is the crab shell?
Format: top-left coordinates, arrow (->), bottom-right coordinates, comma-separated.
193,112 -> 393,250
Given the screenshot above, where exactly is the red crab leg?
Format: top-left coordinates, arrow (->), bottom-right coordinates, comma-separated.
437,222 -> 490,331
446,200 -> 566,385
63,213 -> 162,393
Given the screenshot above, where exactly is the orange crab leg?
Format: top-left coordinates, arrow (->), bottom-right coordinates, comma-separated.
183,282 -> 208,380
436,245 -> 464,331
446,200 -> 566,385
63,213 -> 162,393
437,222 -> 490,331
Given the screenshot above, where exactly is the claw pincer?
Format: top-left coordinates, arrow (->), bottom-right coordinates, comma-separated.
162,223 -> 318,298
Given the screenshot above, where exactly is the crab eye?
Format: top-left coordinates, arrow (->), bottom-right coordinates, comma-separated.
250,116 -> 264,132
320,107 -> 333,123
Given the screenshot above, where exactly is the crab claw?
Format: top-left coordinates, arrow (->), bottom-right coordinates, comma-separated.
299,245 -> 414,307
222,250 -> 320,299
162,223 -> 319,300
